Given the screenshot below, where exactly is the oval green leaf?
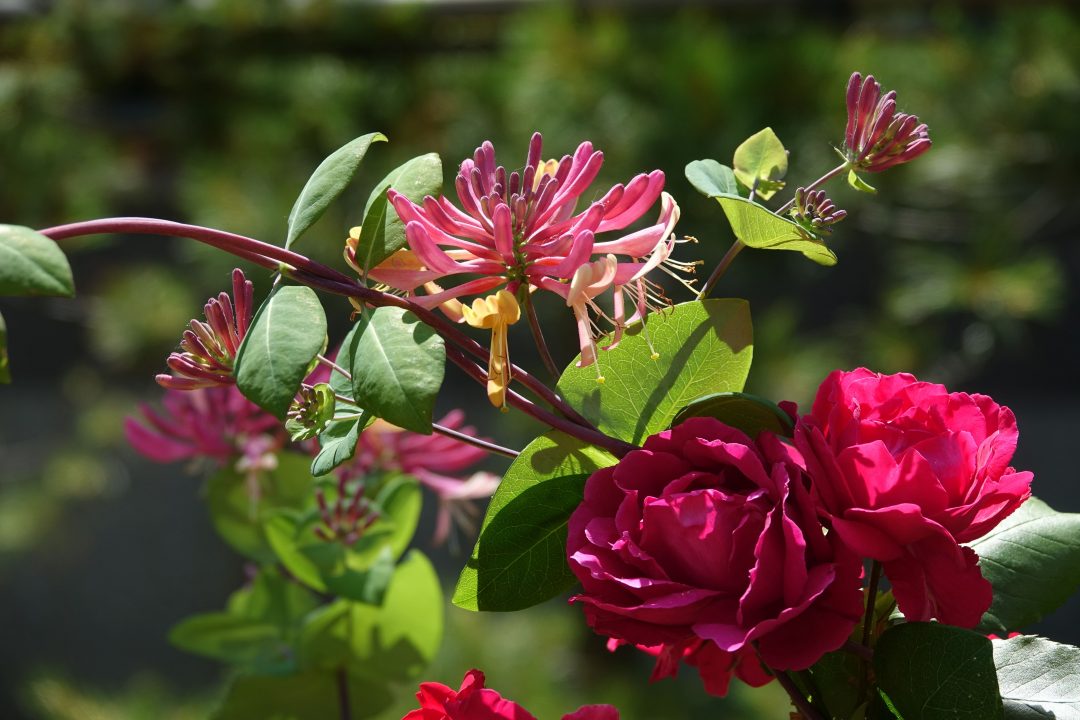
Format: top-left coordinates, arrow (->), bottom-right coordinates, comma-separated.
993,634 -> 1080,719
285,132 -> 387,249
716,195 -> 837,266
169,613 -> 290,671
556,298 -> 753,446
671,391 -> 794,437
355,152 -> 443,274
235,285 -> 327,418
685,159 -> 739,199
874,622 -> 1003,720
349,306 -> 445,434
453,431 -> 616,612
0,225 -> 75,297
970,497 -> 1080,634
732,127 -> 788,200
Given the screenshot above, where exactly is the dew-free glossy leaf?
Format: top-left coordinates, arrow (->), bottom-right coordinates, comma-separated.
716,195 -> 837,266
213,670 -> 393,720
849,169 -> 878,194
310,320 -> 372,476
205,452 -> 315,562
299,550 -> 442,682
874,622 -> 1003,720
732,127 -> 788,200
970,497 -> 1080,634
994,635 -> 1080,719
0,311 -> 9,384
0,225 -> 75,297
453,432 -> 616,611
671,391 -> 794,437
355,153 -> 443,273
685,159 -> 739,199
557,299 -> 753,446
169,613 -> 290,671
349,307 -> 444,434
235,285 -> 327,418
285,132 -> 387,249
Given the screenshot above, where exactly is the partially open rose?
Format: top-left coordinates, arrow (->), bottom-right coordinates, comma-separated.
567,417 -> 863,693
795,368 -> 1033,627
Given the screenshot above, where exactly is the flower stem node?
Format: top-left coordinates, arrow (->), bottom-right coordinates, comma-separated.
461,290 -> 521,410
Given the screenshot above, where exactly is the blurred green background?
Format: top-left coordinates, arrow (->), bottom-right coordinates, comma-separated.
1,0 -> 1078,717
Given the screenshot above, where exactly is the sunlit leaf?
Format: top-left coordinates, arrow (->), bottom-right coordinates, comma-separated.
453,432 -> 616,612
994,634 -> 1080,719
285,132 -> 387,249
0,224 -> 75,297
716,195 -> 837,266
355,153 -> 443,273
671,391 -> 794,437
685,159 -> 739,199
732,127 -> 788,200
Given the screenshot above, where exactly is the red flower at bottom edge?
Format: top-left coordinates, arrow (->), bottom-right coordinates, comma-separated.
402,670 -> 619,720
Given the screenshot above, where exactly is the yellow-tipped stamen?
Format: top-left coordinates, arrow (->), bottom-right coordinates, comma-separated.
462,290 -> 521,410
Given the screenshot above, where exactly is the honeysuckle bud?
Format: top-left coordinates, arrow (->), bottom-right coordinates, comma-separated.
844,72 -> 931,173
790,187 -> 847,237
314,475 -> 379,546
156,268 -> 254,390
285,383 -> 337,442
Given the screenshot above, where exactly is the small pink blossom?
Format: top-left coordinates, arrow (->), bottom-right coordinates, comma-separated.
358,133 -> 688,367
157,268 -> 254,390
844,72 -> 931,173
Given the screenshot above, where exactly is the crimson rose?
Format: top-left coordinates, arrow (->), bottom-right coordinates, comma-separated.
795,368 -> 1033,627
567,417 -> 863,692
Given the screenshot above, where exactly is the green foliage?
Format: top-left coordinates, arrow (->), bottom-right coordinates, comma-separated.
671,391 -> 794,437
453,432 -> 616,612
872,622 -> 1003,720
732,128 -> 788,200
348,307 -> 445,434
213,671 -> 393,720
205,452 -> 315,563
993,634 -> 1080,718
806,649 -> 864,720
299,550 -> 443,682
264,476 -> 420,601
285,132 -> 387,249
970,497 -> 1080,634
311,319 -> 373,476
0,224 -> 75,297
848,169 -> 878,194
355,153 -> 443,274
0,311 -> 8,384
235,285 -> 328,419
557,299 -> 753,445
685,159 -> 739,198
285,383 -> 336,442
715,195 -> 837,266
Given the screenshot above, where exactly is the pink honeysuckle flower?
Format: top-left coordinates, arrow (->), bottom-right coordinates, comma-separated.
125,385 -> 284,471
355,133 -> 691,368
340,410 -> 500,546
843,72 -> 931,173
157,268 -> 254,390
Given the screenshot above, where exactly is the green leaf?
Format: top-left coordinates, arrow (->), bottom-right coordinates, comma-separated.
355,153 -> 443,273
285,132 -> 387,249
227,567 -> 320,633
0,311 -> 9,384
671,391 -> 794,438
993,635 -> 1080,719
349,306 -> 445,434
310,414 -> 367,477
213,670 -> 393,720
807,650 -> 865,720
556,299 -> 753,445
453,431 -> 616,611
849,169 -> 878,194
205,452 -> 315,562
716,195 -> 837,266
970,497 -> 1080,634
732,127 -> 788,200
874,622 -> 1003,720
169,613 -> 292,672
235,285 -> 327,418
685,159 -> 739,198
299,550 -> 443,682
0,225 -> 75,297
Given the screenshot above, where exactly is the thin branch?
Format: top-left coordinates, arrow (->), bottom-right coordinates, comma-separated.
698,240 -> 745,299
336,667 -> 351,720
524,294 -> 561,381
772,668 -> 825,720
318,353 -> 352,381
774,162 -> 849,216
433,421 -> 520,459
857,560 -> 883,706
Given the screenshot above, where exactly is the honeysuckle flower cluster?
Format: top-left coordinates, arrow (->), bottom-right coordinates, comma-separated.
843,72 -> 931,173
790,187 -> 846,237
314,474 -> 380,545
357,133 -> 691,382
157,268 -> 253,390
